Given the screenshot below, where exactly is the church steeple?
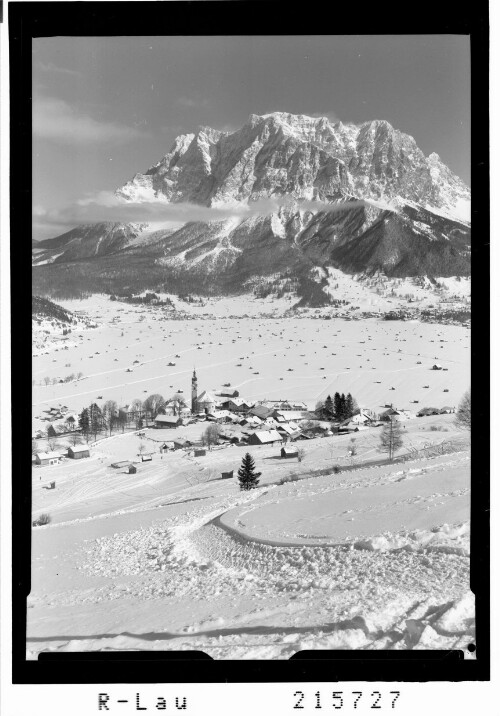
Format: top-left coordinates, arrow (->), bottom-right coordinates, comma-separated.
191,368 -> 198,414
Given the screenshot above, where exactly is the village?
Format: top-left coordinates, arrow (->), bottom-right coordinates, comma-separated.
32,362 -> 457,474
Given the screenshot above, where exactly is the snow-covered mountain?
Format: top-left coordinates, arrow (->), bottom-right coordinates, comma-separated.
117,113 -> 470,216
33,113 -> 471,297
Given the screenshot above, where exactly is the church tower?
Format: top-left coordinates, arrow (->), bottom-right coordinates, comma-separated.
191,368 -> 198,414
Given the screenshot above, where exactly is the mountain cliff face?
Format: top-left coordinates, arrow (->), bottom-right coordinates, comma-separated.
33,112 -> 471,297
116,113 -> 470,213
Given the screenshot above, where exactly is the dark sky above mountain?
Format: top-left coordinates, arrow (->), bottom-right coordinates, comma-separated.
33,35 -> 470,240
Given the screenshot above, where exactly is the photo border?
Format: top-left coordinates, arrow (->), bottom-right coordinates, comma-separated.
11,0 -> 490,684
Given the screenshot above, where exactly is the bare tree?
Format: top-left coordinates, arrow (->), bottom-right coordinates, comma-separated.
169,393 -> 187,416
43,376 -> 51,386
69,432 -> 82,447
102,400 -> 118,435
117,408 -> 128,433
143,394 -> 165,420
296,447 -> 305,463
32,439 -> 38,456
379,418 -> 404,460
201,423 -> 221,450
47,438 -> 59,452
455,388 -> 471,432
64,415 -> 76,432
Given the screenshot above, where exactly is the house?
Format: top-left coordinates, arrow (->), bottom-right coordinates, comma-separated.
417,407 -> 441,417
350,409 -> 374,425
248,404 -> 273,420
140,453 -> 153,462
432,363 -> 443,370
439,406 -> 455,414
295,432 -> 313,440
239,415 -> 262,427
35,451 -> 62,466
160,441 -> 175,452
277,422 -> 301,438
154,415 -> 182,429
281,446 -> 299,459
206,410 -> 235,423
127,464 -> 137,474
173,438 -> 192,450
247,430 -> 283,446
194,449 -> 206,457
67,445 -> 90,459
221,470 -> 234,480
261,416 -> 279,428
220,397 -> 254,413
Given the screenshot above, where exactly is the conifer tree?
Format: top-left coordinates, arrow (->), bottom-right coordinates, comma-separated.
88,402 -> 103,440
237,453 -> 262,491
46,424 -> 57,438
324,394 -> 334,417
345,393 -> 354,419
340,393 -> 347,420
333,392 -> 342,420
78,407 -> 90,438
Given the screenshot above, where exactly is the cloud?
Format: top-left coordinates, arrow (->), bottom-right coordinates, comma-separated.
33,97 -> 146,144
35,61 -> 82,77
33,193 -> 398,236
175,97 -> 209,108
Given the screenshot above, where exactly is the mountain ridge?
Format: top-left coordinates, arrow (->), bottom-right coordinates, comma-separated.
33,112 -> 471,299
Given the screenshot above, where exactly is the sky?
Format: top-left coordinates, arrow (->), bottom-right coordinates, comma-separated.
32,35 -> 470,240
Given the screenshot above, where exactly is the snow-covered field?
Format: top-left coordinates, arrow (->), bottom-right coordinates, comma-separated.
29,296 -> 472,659
32,295 -> 470,435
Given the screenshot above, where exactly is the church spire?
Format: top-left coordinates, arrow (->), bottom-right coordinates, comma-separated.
191,367 -> 198,414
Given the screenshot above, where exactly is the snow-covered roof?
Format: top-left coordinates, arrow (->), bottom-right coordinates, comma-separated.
36,451 -> 62,460
281,446 -> 298,455
155,414 -> 181,423
223,397 -> 253,407
253,429 -> 282,443
273,410 -> 307,421
68,445 -> 89,453
277,422 -> 301,435
197,391 -> 218,403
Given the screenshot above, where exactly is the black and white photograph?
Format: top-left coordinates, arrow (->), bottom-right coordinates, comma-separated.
26,28 -> 479,664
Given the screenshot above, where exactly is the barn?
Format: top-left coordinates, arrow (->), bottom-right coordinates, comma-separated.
173,438 -> 192,450
35,451 -> 62,466
127,464 -> 137,474
281,446 -> 298,459
154,415 -> 182,429
67,445 -> 90,459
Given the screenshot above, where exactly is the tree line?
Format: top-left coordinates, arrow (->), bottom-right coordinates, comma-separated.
76,392 -> 189,440
315,392 -> 358,422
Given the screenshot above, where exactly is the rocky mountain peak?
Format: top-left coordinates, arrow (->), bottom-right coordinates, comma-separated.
115,111 -> 469,220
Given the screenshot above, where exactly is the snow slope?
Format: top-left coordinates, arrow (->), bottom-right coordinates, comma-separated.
28,438 -> 472,659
